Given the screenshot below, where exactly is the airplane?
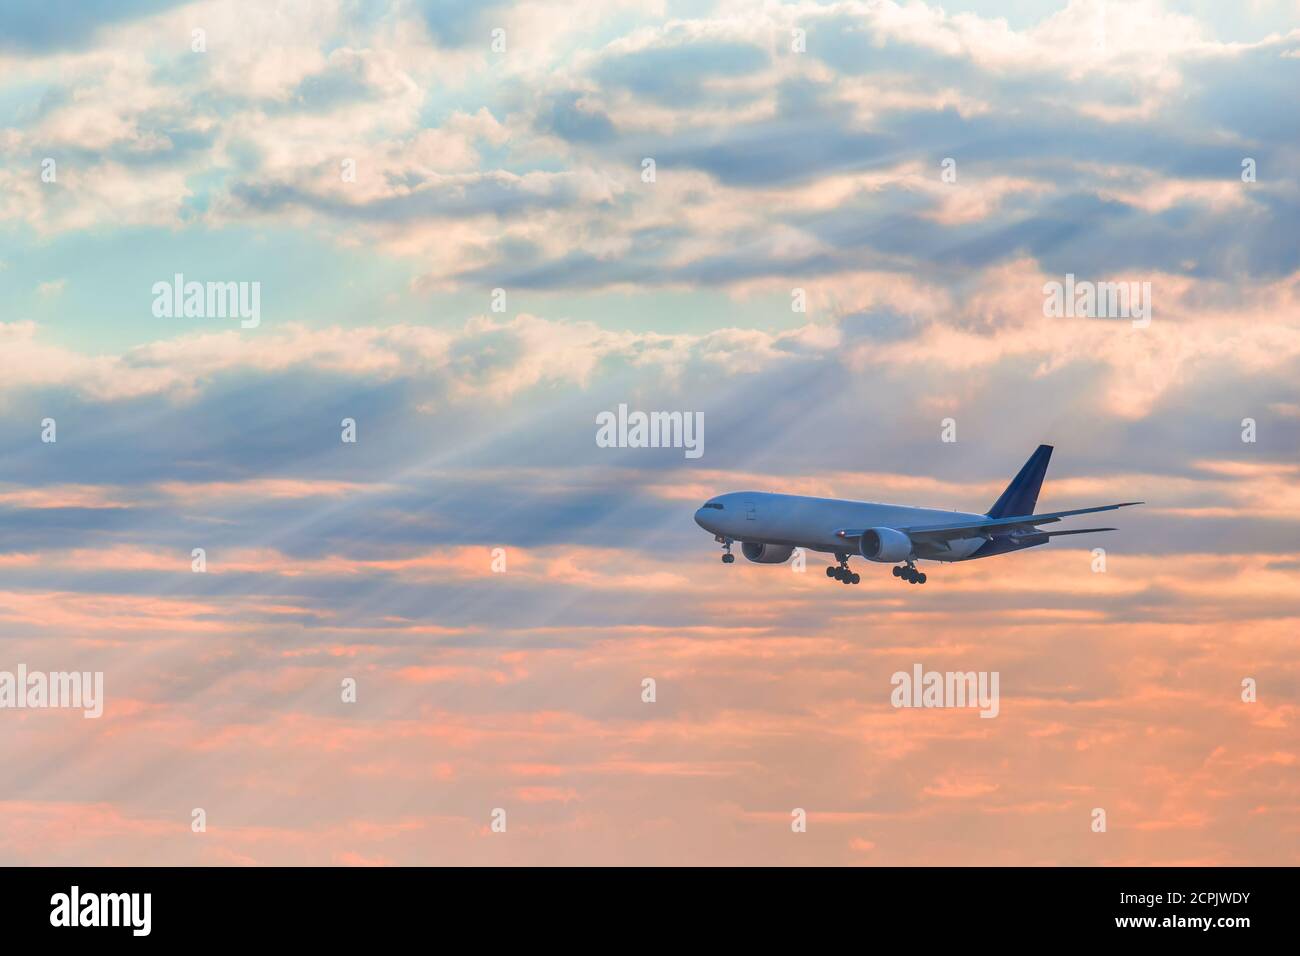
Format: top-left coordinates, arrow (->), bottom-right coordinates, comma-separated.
693,444 -> 1140,586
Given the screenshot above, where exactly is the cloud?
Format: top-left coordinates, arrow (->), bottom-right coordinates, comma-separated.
592,39 -> 769,106
414,0 -> 511,48
0,0 -> 187,54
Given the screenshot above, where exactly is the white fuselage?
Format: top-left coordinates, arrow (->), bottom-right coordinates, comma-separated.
693,491 -> 990,562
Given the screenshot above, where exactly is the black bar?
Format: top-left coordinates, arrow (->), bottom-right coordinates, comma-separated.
0,866 -> 1287,943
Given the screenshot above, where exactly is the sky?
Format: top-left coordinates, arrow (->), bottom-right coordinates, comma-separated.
0,0 -> 1297,866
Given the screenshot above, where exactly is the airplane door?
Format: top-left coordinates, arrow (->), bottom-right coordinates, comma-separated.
745,502 -> 757,522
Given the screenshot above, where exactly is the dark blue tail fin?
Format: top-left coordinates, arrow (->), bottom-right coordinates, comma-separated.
987,444 -> 1052,518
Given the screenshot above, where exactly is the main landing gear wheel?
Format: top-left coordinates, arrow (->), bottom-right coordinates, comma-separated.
895,564 -> 927,584
829,556 -> 860,584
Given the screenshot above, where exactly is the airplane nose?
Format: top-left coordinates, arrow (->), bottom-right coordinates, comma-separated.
694,507 -> 710,530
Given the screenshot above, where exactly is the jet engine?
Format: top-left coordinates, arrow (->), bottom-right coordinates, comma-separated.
858,528 -> 913,562
741,542 -> 795,564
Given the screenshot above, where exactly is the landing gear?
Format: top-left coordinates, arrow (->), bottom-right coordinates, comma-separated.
722,553 -> 735,564
717,536 -> 735,564
827,555 -> 860,585
894,562 -> 927,585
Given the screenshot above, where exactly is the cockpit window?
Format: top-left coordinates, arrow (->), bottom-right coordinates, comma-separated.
703,502 -> 724,510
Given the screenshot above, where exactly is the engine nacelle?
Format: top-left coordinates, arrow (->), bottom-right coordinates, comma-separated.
741,542 -> 795,564
858,527 -> 913,562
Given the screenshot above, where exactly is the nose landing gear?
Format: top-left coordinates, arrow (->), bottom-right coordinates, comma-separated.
892,562 -> 927,584
717,536 -> 735,563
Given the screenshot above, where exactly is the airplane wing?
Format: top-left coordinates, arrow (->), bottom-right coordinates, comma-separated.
1029,527 -> 1117,537
834,502 -> 1142,543
902,502 -> 1142,542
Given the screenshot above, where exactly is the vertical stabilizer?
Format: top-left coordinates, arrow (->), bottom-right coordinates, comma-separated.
987,445 -> 1053,518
